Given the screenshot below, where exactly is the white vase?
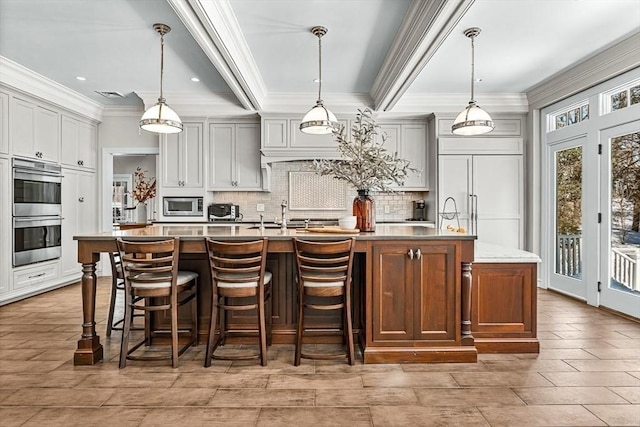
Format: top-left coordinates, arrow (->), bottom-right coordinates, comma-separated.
137,204 -> 147,223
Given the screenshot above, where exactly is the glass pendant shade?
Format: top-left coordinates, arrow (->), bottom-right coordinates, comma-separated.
140,99 -> 183,134
452,27 -> 494,136
300,101 -> 338,135
300,26 -> 338,135
451,101 -> 494,136
139,23 -> 183,134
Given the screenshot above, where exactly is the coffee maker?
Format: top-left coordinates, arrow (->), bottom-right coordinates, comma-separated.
411,200 -> 427,221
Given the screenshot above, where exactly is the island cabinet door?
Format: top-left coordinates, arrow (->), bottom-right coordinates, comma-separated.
372,243 -> 458,343
372,244 -> 414,342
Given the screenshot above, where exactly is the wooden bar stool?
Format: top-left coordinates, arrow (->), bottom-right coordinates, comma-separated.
204,238 -> 272,367
116,237 -> 198,368
293,238 -> 356,366
106,252 -> 142,337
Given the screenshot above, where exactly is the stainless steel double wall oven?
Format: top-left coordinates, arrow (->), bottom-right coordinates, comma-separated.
12,158 -> 63,267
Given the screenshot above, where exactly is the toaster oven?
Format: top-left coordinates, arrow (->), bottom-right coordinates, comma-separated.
208,203 -> 241,221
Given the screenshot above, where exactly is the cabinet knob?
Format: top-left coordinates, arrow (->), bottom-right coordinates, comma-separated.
416,249 -> 421,260
78,197 -> 85,202
408,249 -> 414,260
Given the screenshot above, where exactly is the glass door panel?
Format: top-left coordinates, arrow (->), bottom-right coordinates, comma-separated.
600,123 -> 640,318
550,138 -> 587,300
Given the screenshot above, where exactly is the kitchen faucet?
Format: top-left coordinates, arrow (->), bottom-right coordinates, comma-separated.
280,200 -> 287,230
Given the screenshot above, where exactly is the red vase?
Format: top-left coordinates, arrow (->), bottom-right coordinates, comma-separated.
353,190 -> 375,231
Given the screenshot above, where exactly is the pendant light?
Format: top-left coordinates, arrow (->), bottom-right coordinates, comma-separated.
139,23 -> 183,134
300,26 -> 338,135
451,27 -> 494,136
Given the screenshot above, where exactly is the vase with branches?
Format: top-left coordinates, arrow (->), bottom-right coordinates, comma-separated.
133,167 -> 156,223
311,108 -> 416,230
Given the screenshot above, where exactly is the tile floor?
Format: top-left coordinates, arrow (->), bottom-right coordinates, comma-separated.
0,279 -> 639,426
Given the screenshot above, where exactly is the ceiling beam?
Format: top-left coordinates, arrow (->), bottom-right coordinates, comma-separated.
371,0 -> 473,112
168,0 -> 267,111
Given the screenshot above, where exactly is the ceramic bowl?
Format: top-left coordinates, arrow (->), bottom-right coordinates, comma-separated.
338,216 -> 357,229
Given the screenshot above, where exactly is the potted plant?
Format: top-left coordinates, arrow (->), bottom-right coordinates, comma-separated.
133,167 -> 156,223
311,108 -> 415,231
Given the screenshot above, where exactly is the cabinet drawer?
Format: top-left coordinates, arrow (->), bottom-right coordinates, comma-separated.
13,262 -> 59,290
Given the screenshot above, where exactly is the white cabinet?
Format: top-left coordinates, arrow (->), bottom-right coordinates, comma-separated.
0,92 -> 8,154
60,168 -> 97,280
161,122 -> 203,189
61,115 -> 97,170
0,157 -> 9,295
438,152 -> 524,249
11,97 -> 59,162
208,122 -> 262,190
377,123 -> 428,190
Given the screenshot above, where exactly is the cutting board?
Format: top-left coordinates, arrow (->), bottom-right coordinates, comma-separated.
296,226 -> 360,234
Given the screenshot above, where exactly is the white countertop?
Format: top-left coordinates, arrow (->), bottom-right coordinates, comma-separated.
474,241 -> 541,263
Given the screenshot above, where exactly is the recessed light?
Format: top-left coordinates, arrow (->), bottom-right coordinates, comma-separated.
191,77 -> 200,82
76,76 -> 86,81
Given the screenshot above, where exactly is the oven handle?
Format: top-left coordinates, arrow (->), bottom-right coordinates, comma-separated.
13,217 -> 63,227
14,170 -> 63,183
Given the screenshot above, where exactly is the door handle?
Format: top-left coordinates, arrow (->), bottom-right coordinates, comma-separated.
408,249 -> 414,260
416,249 -> 421,260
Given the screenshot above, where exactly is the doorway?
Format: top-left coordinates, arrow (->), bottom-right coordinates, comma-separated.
599,123 -> 640,318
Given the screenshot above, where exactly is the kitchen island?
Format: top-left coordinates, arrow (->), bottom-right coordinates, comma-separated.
73,224 -> 478,365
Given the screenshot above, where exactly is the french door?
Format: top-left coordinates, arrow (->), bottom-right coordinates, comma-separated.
599,121 -> 640,318
548,137 -> 590,301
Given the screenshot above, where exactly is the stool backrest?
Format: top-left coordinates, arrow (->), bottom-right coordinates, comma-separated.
109,252 -> 124,281
293,238 -> 355,286
116,238 -> 180,291
206,239 -> 268,288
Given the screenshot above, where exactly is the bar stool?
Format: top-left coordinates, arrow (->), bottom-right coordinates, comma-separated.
204,238 -> 272,367
116,237 -> 198,368
106,252 -> 142,337
293,238 -> 356,366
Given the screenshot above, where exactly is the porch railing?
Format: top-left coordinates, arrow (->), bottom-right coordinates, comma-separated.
556,234 -> 582,277
612,248 -> 640,291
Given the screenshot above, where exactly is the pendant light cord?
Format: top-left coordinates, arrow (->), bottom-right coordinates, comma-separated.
159,31 -> 165,102
469,34 -> 475,103
317,33 -> 323,103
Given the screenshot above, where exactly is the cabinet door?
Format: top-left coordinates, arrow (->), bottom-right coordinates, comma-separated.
402,125 -> 427,189
181,123 -> 203,188
472,155 -> 523,248
235,124 -> 261,189
35,106 -> 59,162
372,244 -> 413,341
438,155 -> 471,230
77,121 -> 97,170
413,244 -> 457,341
0,158 -> 9,294
60,169 -> 80,278
61,116 -> 79,167
11,97 -> 36,158
209,124 -> 235,189
0,92 -> 8,154
161,133 -> 182,187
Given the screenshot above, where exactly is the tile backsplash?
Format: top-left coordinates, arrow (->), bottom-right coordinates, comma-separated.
211,161 -> 428,222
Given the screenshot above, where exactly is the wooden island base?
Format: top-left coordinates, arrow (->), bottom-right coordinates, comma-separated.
73,225 -> 538,365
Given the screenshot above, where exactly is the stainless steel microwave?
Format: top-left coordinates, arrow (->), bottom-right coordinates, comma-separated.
208,203 -> 241,221
163,197 -> 203,217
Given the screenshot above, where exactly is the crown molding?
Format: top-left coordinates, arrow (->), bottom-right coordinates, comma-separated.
527,31 -> 640,110
168,0 -> 265,111
135,90 -> 254,117
370,0 -> 473,112
262,92 -> 374,114
393,93 -> 529,114
0,56 -> 103,121
101,106 -> 144,117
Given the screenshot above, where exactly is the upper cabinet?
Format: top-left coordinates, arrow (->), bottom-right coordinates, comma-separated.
209,122 -> 262,191
0,91 -> 8,155
377,122 -> 429,191
11,96 -> 59,162
161,122 -> 203,190
261,117 -> 347,162
61,115 -> 97,170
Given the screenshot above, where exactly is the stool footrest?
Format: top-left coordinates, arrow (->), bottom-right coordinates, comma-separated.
300,351 -> 348,361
